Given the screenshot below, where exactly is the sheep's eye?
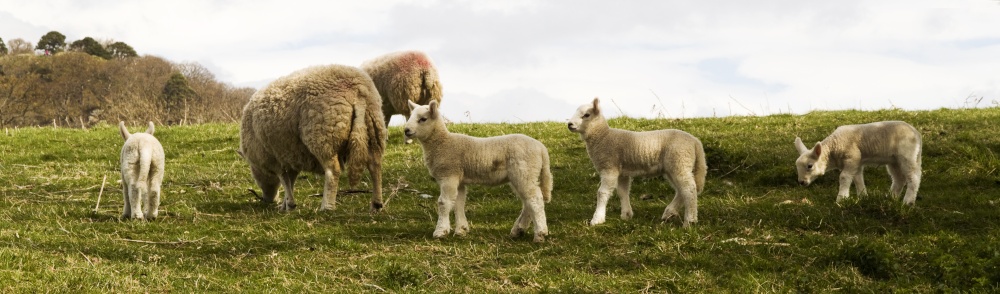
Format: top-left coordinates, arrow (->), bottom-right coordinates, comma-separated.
583,113 -> 591,118
418,117 -> 427,123
806,164 -> 813,169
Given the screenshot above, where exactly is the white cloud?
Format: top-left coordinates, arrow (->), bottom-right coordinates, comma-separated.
2,0 -> 999,122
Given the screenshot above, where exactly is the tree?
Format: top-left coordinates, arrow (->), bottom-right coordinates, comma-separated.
107,42 -> 138,58
36,31 -> 67,55
7,38 -> 33,55
69,37 -> 112,59
162,72 -> 197,124
0,37 -> 7,55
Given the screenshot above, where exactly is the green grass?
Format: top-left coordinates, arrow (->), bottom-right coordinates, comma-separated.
2,107 -> 1000,292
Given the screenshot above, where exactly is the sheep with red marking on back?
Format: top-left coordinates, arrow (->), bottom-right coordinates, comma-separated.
362,51 -> 443,144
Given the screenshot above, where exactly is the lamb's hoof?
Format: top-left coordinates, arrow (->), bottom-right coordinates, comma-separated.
455,225 -> 469,236
621,211 -> 633,220
433,228 -> 451,238
319,204 -> 335,211
661,212 -> 678,222
589,218 -> 605,226
280,202 -> 297,211
370,201 -> 383,212
131,213 -> 145,221
533,233 -> 547,243
510,227 -> 525,238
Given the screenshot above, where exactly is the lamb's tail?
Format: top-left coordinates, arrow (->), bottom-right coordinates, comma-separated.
345,103 -> 370,188
540,149 -> 553,203
693,141 -> 707,194
135,144 -> 154,194
118,121 -> 130,140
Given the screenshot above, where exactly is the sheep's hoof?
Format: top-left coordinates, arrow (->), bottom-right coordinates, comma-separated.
588,218 -> 605,226
280,202 -> 297,211
533,233 -> 547,243
370,201 -> 383,212
455,225 -> 469,236
620,211 -> 633,220
319,204 -> 335,211
433,228 -> 451,238
509,227 -> 525,238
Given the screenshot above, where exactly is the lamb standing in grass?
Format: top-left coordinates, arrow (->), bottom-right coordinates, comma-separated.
119,121 -> 165,220
794,121 -> 922,205
239,64 -> 386,212
404,100 -> 552,242
567,98 -> 707,227
362,51 -> 443,144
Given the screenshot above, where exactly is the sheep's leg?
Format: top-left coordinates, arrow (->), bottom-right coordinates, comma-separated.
121,177 -> 131,219
145,177 -> 162,220
887,163 -> 906,199
590,172 -> 619,226
129,181 -> 146,220
278,170 -> 299,211
528,190 -> 548,242
662,174 -> 681,222
853,167 -> 867,197
616,175 -> 633,220
836,162 -> 860,203
320,159 -> 342,211
433,178 -> 459,238
679,176 -> 699,227
368,158 -> 384,212
454,184 -> 470,236
511,201 -> 531,238
901,159 -> 922,205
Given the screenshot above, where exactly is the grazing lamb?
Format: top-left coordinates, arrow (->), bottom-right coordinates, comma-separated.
362,50 -> 443,144
567,98 -> 707,227
239,64 -> 387,212
118,121 -> 165,220
404,100 -> 552,242
794,121 -> 922,205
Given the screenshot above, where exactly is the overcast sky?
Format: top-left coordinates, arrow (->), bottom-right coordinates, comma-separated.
2,0 -> 999,124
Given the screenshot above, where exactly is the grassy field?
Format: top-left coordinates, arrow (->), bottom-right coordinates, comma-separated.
1,107 -> 999,292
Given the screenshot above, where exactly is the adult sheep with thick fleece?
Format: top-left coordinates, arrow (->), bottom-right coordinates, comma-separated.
362,50 -> 443,144
119,121 -> 165,220
404,100 -> 553,242
239,64 -> 386,212
794,120 -> 922,205
567,98 -> 707,227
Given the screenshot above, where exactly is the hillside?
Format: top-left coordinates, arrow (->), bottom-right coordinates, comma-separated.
1,107 -> 999,291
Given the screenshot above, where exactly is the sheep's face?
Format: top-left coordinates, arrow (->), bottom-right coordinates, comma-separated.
567,98 -> 601,134
404,100 -> 440,141
794,137 -> 827,186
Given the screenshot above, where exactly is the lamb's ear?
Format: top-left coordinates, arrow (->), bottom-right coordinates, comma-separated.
428,100 -> 439,118
812,142 -> 822,157
118,121 -> 130,140
407,100 -> 420,111
591,97 -> 601,114
145,121 -> 155,135
794,137 -> 808,154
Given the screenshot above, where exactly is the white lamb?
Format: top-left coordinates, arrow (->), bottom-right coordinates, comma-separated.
794,120 -> 922,205
404,100 -> 553,242
118,121 -> 165,220
567,98 -> 707,227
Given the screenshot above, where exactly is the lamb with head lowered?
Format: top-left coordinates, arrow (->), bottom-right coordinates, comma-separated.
567,98 -> 707,227
404,100 -> 553,242
794,120 -> 922,205
118,121 -> 165,220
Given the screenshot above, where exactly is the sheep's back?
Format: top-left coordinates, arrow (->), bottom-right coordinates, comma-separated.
362,51 -> 442,114
240,65 -> 382,174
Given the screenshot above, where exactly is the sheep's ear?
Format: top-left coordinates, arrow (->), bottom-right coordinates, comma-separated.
145,121 -> 155,135
812,142 -> 822,157
428,100 -> 439,118
407,100 -> 420,111
794,137 -> 808,154
118,121 -> 130,140
591,97 -> 601,114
